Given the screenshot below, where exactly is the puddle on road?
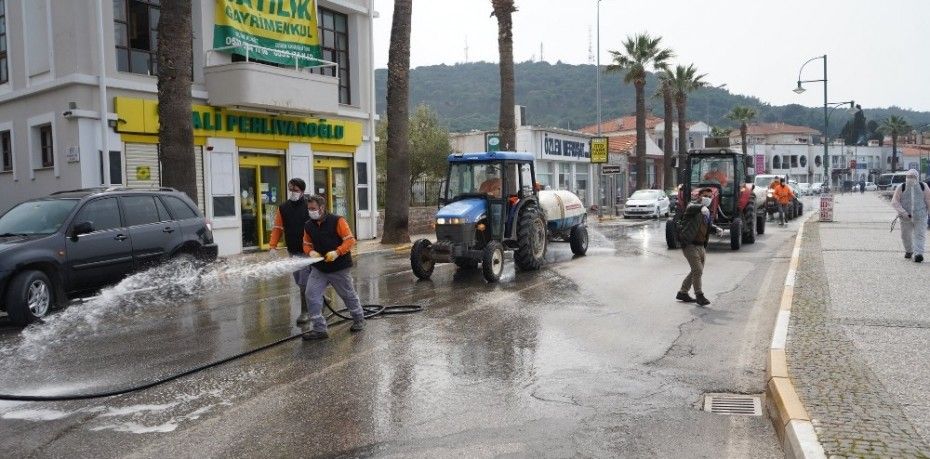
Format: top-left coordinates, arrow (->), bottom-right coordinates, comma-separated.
1,254 -> 315,361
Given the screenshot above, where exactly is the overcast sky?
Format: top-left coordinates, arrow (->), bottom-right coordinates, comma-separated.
372,0 -> 929,111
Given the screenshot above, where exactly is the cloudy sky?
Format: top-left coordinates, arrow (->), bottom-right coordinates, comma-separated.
372,0 -> 930,111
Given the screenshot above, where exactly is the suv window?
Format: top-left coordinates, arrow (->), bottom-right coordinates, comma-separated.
160,195 -> 198,220
75,198 -> 122,232
122,195 -> 162,226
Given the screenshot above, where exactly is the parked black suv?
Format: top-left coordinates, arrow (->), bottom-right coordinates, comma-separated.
0,187 -> 217,325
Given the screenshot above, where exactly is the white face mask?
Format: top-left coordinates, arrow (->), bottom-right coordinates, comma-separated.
701,197 -> 712,207
906,177 -> 918,184
288,192 -> 302,202
308,210 -> 322,220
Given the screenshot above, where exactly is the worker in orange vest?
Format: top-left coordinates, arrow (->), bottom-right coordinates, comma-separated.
772,178 -> 794,226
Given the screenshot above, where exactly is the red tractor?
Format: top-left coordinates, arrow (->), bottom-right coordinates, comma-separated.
665,147 -> 765,250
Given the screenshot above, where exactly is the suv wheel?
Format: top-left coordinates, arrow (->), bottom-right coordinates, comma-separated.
5,270 -> 54,325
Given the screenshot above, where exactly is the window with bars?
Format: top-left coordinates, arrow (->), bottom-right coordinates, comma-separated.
1,131 -> 10,172
113,0 -> 160,75
39,125 -> 53,168
311,8 -> 351,105
0,0 -> 7,84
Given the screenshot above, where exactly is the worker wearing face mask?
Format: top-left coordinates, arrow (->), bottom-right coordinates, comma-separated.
269,178 -> 313,324
676,188 -> 721,306
891,169 -> 930,263
301,194 -> 365,340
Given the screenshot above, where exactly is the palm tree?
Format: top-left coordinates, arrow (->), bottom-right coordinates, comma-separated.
726,106 -> 757,156
492,0 -> 518,151
655,74 -> 675,187
607,34 -> 673,190
667,64 -> 707,181
381,0 -> 413,244
157,0 -> 196,200
878,116 -> 910,172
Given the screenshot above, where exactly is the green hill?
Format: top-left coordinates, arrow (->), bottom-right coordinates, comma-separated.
374,61 -> 930,136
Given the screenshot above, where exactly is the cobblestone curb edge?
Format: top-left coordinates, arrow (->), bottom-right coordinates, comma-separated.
766,215 -> 827,459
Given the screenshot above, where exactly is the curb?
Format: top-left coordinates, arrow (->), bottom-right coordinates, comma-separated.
765,215 -> 826,459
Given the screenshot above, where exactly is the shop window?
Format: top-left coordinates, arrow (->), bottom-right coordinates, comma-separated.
311,8 -> 351,105
356,162 -> 368,211
791,155 -> 798,168
210,152 -> 236,218
773,156 -> 781,169
0,130 -> 10,172
576,169 -> 588,203
36,124 -> 53,168
0,0 -> 8,84
557,163 -> 571,190
645,159 -> 656,188
114,0 -> 160,75
100,150 -> 123,185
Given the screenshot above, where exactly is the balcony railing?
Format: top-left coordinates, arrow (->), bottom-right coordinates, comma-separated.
203,44 -> 341,115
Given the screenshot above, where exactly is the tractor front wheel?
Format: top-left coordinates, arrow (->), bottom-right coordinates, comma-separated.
743,209 -> 757,244
514,207 -> 547,271
730,218 -> 743,250
410,239 -> 435,280
482,241 -> 505,283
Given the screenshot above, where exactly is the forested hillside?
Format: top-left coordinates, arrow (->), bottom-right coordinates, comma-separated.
374,62 -> 930,136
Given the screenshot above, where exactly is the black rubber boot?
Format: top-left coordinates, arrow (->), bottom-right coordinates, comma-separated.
676,292 -> 695,303
350,319 -> 366,332
916,254 -> 924,263
302,330 -> 329,340
695,293 -> 711,306
905,252 -> 913,259
296,285 -> 311,324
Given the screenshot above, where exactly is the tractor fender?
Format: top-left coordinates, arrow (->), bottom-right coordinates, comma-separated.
737,184 -> 755,210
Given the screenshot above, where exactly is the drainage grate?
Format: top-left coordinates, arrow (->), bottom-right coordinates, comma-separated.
703,393 -> 763,416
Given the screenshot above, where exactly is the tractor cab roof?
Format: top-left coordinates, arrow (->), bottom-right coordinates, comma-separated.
448,151 -> 535,163
688,148 -> 741,156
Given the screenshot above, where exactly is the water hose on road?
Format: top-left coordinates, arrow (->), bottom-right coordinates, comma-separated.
0,301 -> 424,402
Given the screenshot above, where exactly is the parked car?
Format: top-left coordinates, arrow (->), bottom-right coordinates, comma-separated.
786,183 -> 804,219
877,172 -> 907,191
797,182 -> 811,195
0,187 -> 217,325
864,181 -> 878,191
810,182 -> 823,194
624,189 -> 670,219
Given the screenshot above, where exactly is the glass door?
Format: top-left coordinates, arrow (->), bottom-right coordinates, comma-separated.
239,154 -> 285,250
313,157 -> 355,234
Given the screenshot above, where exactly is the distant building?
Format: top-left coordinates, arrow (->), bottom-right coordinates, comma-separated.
728,123 -> 822,146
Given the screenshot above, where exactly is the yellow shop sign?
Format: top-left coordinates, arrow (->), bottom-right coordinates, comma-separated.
114,97 -> 362,146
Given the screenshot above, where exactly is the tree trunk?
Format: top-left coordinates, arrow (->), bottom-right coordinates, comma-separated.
157,0 -> 196,201
634,80 -> 646,190
381,0 -> 413,244
740,123 -> 748,156
662,83 -> 674,188
676,95 -> 688,184
494,1 -> 516,151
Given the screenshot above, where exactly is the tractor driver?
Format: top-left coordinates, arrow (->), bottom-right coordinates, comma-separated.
703,162 -> 730,187
478,177 -> 503,198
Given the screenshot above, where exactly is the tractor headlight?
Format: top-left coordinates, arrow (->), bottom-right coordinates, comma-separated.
436,217 -> 465,225
766,190 -> 774,198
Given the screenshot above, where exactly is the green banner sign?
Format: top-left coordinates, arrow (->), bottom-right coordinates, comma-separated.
213,0 -> 322,66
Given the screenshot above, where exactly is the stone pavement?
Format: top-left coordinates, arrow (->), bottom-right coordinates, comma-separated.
788,192 -> 930,457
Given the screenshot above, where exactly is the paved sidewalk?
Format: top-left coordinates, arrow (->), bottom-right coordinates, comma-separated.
788,193 -> 930,457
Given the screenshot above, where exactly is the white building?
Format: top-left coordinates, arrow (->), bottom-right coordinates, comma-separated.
748,143 -> 892,184
451,125 -> 598,206
0,0 -> 378,256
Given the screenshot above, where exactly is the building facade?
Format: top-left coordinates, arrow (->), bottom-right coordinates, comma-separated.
0,0 -> 378,256
451,126 -> 598,206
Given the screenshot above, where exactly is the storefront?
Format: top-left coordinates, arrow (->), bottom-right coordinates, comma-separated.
114,97 -> 364,255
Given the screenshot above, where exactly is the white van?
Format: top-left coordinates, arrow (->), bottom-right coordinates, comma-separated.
877,172 -> 908,191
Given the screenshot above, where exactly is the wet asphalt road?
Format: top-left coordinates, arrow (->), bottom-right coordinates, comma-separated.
0,205 -> 811,458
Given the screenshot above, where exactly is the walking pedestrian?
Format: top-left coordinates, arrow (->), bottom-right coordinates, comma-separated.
891,169 -> 930,263
676,187 -> 721,306
301,194 -> 366,340
773,178 -> 794,226
269,178 -> 313,324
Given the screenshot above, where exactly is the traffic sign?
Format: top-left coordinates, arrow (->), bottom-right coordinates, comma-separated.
601,165 -> 621,174
591,137 -> 608,164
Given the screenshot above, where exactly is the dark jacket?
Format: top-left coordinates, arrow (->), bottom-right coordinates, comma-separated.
679,202 -> 710,247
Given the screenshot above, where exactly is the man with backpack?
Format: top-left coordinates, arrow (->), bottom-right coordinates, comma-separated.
891,169 -> 930,263
676,187 -> 722,306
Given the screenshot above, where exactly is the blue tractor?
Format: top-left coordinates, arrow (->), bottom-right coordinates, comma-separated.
410,151 -> 588,283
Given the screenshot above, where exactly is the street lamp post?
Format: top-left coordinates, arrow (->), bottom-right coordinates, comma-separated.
793,55 -> 829,190
595,0 -> 605,217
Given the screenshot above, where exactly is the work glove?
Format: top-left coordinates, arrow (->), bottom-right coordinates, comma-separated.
325,251 -> 339,263
308,250 -> 322,259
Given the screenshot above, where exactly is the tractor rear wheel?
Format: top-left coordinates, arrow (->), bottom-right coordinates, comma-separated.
730,218 -> 743,250
665,219 -> 680,249
743,209 -> 757,244
410,239 -> 435,280
482,241 -> 505,283
569,225 -> 588,256
514,207 -> 547,271
756,212 -> 766,235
